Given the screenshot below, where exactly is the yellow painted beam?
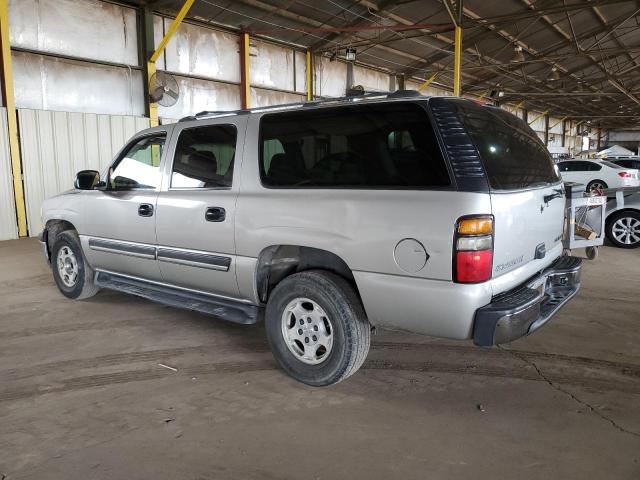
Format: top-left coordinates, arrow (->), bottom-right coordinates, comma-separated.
528,109 -> 549,126
241,32 -> 251,109
417,73 -> 438,92
147,61 -> 159,127
0,0 -> 27,236
150,0 -> 195,63
453,25 -> 462,97
306,50 -> 313,101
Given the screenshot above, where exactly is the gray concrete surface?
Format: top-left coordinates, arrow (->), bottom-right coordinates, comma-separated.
1,238 -> 639,479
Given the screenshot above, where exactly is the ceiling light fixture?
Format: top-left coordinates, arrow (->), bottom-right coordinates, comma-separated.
548,67 -> 560,81
512,45 -> 525,63
345,47 -> 357,62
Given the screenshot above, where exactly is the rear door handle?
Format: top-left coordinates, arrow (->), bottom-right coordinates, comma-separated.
205,207 -> 226,222
138,203 -> 154,217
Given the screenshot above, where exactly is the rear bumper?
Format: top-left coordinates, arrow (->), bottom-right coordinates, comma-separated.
473,256 -> 582,346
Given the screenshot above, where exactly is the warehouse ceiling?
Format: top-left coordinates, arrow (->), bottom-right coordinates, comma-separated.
129,0 -> 640,128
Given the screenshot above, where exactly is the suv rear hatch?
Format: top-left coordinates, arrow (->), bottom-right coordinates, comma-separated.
440,99 -> 565,295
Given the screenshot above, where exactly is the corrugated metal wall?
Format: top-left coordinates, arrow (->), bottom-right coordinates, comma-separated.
0,108 -> 18,241
18,109 -> 149,236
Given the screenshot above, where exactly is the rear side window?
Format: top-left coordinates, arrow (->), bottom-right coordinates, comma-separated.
447,101 -> 561,190
171,125 -> 237,188
259,103 -> 450,189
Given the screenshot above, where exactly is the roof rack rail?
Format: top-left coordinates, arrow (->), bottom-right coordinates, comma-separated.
177,89 -> 424,122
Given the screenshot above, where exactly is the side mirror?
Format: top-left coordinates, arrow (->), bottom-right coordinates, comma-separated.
74,170 -> 100,190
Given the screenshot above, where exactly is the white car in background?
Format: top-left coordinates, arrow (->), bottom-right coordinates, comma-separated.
557,159 -> 640,192
605,192 -> 640,248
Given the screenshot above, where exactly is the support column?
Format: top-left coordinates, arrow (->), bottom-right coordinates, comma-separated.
306,50 -> 313,101
597,128 -> 601,150
561,119 -> 566,148
453,25 -> 462,97
0,0 -> 27,236
445,0 -> 464,97
544,114 -> 549,146
396,74 -> 405,91
240,32 -> 250,109
139,5 -> 157,126
346,61 -> 353,91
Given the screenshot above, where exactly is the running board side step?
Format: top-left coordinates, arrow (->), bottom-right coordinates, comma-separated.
95,272 -> 259,325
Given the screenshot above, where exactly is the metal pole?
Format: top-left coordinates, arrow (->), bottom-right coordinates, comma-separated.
240,32 -> 250,109
397,74 -> 406,90
453,25 -> 462,96
544,114 -> 550,146
0,0 -> 27,236
306,50 -> 313,101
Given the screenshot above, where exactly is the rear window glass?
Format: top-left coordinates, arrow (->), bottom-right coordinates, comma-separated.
259,103 -> 450,189
449,101 -> 561,190
601,160 -> 623,169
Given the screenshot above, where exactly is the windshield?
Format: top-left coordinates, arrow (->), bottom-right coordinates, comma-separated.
448,100 -> 561,190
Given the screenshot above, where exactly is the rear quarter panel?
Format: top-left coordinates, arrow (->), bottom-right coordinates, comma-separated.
236,114 -> 492,300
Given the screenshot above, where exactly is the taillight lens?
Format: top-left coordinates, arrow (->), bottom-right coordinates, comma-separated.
618,171 -> 633,178
454,216 -> 494,284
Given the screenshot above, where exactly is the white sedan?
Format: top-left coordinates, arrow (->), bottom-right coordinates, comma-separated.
557,159 -> 640,192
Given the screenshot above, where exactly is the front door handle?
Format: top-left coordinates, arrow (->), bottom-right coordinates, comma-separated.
205,207 -> 226,222
138,203 -> 154,217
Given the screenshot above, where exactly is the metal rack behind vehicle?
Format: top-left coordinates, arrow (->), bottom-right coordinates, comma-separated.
563,183 -> 606,259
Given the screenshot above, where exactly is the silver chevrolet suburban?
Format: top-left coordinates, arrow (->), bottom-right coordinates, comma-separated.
40,92 -> 582,386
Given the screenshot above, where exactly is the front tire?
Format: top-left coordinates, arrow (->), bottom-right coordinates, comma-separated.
265,270 -> 370,386
51,230 -> 100,299
606,211 -> 640,248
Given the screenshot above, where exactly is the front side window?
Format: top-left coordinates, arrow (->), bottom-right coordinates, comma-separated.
171,125 -> 237,188
109,134 -> 165,190
260,103 -> 450,189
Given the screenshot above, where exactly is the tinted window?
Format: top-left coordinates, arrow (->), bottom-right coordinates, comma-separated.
558,161 -> 574,172
260,103 -> 450,188
448,101 -> 561,189
601,160 -> 623,169
109,134 -> 165,190
171,125 -> 237,188
614,160 -> 632,168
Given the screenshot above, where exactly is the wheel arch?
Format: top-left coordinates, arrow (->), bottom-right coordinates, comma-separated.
43,219 -> 78,260
606,207 -> 640,223
255,245 -> 357,303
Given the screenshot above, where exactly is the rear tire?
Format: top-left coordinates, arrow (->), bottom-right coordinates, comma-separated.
586,180 -> 607,193
265,270 -> 370,386
606,211 -> 640,249
51,230 -> 100,299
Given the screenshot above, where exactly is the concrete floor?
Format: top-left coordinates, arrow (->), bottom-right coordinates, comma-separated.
1,239 -> 639,480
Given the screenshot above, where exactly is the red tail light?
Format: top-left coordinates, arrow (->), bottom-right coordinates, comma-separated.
456,251 -> 493,283
618,171 -> 633,178
454,216 -> 494,284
